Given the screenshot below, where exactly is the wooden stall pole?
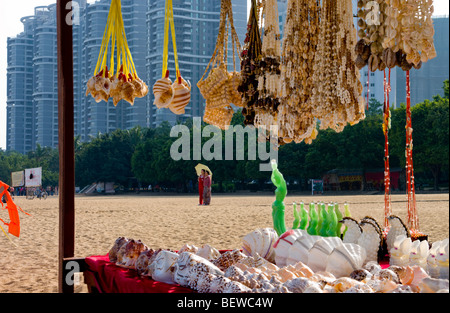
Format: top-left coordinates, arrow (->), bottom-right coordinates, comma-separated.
57,0 -> 75,294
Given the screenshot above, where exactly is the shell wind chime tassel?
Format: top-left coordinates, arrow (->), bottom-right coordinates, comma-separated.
198,0 -> 243,129
254,0 -> 283,138
169,76 -> 192,115
153,0 -> 191,114
307,0 -> 365,139
86,0 -> 148,106
153,70 -> 175,109
277,0 -> 320,145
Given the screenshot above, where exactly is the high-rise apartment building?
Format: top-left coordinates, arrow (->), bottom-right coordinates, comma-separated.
6,15 -> 35,153
81,0 -> 147,141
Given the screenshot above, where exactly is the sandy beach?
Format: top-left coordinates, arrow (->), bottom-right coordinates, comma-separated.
0,192 -> 448,293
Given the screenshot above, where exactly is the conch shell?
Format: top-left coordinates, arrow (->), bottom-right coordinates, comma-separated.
153,71 -> 174,109
147,250 -> 179,284
242,228 -> 278,263
115,239 -> 148,269
169,77 -> 191,115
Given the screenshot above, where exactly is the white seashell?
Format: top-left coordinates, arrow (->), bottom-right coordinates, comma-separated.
273,229 -> 304,267
186,260 -> 224,291
289,262 -> 315,278
340,217 -> 362,244
209,275 -> 232,293
357,221 -> 382,263
330,277 -> 364,293
238,253 -> 270,268
363,261 -> 382,276
242,228 -> 279,263
179,244 -> 199,254
286,234 -> 321,266
386,215 -> 410,252
436,239 -> 449,279
325,243 -> 367,278
303,284 -> 324,293
307,237 -> 343,272
419,277 -> 449,293
283,277 -> 318,293
213,249 -> 247,271
428,240 -> 443,278
173,252 -> 223,287
196,244 -> 221,261
169,78 -> 191,115
409,240 -> 429,268
273,268 -> 297,283
222,280 -> 252,293
195,272 -> 217,293
148,250 -> 179,285
366,279 -> 398,293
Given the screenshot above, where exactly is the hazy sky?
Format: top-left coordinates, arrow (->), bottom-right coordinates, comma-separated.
0,0 -> 449,150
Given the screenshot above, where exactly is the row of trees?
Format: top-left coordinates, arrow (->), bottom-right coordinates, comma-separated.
1,81 -> 448,191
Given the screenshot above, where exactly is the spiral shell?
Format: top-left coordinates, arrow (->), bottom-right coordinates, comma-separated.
242,228 -> 278,263
153,77 -> 174,109
169,79 -> 191,115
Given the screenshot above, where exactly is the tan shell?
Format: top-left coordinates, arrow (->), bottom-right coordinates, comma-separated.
153,77 -> 174,109
169,80 -> 191,115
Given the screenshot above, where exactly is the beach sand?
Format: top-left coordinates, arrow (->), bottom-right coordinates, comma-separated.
0,192 -> 448,293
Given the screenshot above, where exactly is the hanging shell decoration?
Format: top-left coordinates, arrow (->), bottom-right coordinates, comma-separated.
169,77 -> 192,115
238,0 -> 262,126
203,104 -> 234,131
310,0 -> 366,134
153,70 -> 175,109
383,0 -> 436,70
198,0 -> 243,128
253,0 -> 283,137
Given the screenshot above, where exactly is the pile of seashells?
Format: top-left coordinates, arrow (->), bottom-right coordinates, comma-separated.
106,222 -> 449,293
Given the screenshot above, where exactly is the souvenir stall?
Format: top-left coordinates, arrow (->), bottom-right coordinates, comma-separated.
50,0 -> 449,294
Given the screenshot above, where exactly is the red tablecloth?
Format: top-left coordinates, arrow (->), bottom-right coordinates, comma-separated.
85,255 -> 195,293
85,255 -> 391,294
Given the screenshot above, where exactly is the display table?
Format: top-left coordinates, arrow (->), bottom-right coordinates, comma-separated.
83,254 -> 392,293
84,255 -> 195,293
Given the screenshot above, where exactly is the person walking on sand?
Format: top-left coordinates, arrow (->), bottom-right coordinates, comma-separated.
203,170 -> 212,206
198,169 -> 205,205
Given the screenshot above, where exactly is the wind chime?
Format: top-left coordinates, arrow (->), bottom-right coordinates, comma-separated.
86,0 -> 148,106
153,0 -> 191,115
197,0 -> 243,130
357,0 -> 436,230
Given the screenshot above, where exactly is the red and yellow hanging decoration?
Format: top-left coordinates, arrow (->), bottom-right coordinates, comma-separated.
86,0 -> 149,106
1,181 -> 30,242
382,69 -> 392,228
152,0 -> 191,115
356,0 -> 436,231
